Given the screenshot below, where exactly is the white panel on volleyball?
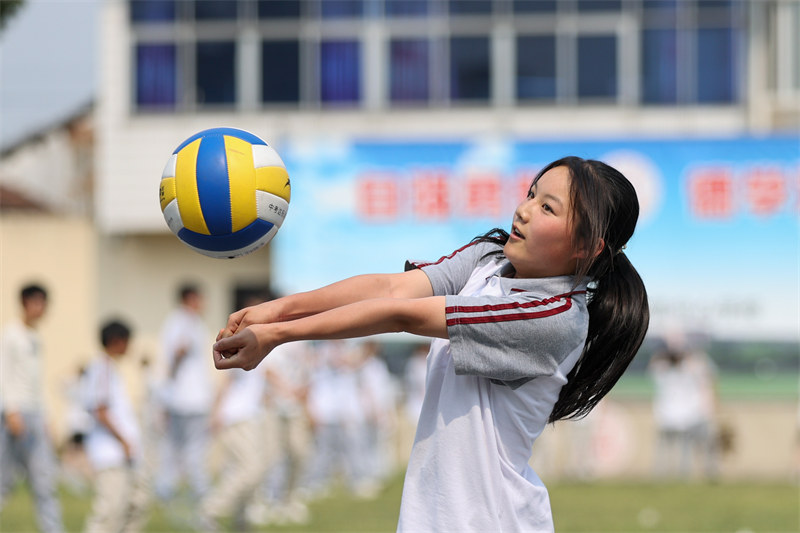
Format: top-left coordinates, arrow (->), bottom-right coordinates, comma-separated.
162,154 -> 177,178
252,144 -> 286,169
256,191 -> 290,228
162,200 -> 184,235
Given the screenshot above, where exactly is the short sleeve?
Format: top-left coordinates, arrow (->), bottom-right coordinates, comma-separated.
446,291 -> 589,388
406,241 -> 501,297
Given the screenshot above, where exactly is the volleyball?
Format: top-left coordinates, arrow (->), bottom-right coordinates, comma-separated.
159,127 -> 290,259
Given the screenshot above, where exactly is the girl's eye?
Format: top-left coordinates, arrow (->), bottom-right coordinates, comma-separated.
527,190 -> 535,199
542,203 -> 553,213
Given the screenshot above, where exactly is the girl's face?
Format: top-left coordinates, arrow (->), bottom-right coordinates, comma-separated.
504,165 -> 580,279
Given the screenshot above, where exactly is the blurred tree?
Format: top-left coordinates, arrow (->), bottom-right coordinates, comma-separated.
0,0 -> 24,31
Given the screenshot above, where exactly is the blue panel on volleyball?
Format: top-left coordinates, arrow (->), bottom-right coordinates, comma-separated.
195,133 -> 232,235
177,219 -> 275,252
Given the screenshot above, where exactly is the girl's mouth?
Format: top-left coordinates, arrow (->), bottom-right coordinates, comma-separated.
511,226 -> 524,239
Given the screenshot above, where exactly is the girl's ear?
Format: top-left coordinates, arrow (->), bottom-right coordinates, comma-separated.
575,239 -> 605,260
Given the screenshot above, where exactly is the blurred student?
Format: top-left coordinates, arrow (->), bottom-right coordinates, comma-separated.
0,283 -> 65,533
249,340 -> 314,526
302,340 -> 368,496
649,337 -> 719,480
83,320 -> 150,533
199,365 -> 270,531
156,284 -> 213,505
355,340 -> 397,494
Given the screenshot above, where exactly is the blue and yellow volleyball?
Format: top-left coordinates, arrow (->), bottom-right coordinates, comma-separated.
159,127 -> 290,258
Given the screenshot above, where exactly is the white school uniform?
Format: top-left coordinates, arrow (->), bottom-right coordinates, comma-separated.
399,242 -> 589,533
83,353 -> 142,470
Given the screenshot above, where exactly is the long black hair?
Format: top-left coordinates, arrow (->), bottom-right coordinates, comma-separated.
477,156 -> 650,422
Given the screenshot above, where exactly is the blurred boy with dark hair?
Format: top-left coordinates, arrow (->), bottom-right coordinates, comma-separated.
0,283 -> 64,533
83,319 -> 150,533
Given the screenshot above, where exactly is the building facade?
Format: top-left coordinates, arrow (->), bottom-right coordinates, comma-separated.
96,0 -> 799,343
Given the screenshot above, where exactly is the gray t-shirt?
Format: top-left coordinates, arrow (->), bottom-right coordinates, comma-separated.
398,241 -> 589,533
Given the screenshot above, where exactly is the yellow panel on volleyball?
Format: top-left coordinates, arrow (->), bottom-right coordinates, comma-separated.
175,138 -> 210,235
159,177 -> 176,212
224,135 -> 258,232
255,166 -> 291,203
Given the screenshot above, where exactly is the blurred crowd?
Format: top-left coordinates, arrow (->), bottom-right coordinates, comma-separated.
0,282 -> 429,533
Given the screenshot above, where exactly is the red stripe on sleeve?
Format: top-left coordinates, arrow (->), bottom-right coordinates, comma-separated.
411,242 -> 478,268
447,299 -> 573,326
445,291 -> 585,315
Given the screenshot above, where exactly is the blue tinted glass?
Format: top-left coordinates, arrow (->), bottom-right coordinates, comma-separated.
642,0 -> 677,11
577,0 -> 621,11
577,35 -> 617,98
449,0 -> 492,14
386,0 -> 430,16
450,36 -> 490,101
513,0 -> 556,13
390,39 -> 429,102
642,29 -> 677,103
136,43 -> 177,107
320,41 -> 361,103
258,0 -> 301,18
197,41 -> 236,104
698,0 -> 733,10
262,41 -> 300,103
516,35 -> 556,99
195,0 -> 237,20
321,0 -> 363,17
130,0 -> 176,22
696,27 -> 736,103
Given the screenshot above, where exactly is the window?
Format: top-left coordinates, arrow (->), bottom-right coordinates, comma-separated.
196,41 -> 236,105
320,0 -> 364,18
258,0 -> 301,19
513,0 -> 556,14
390,39 -> 430,102
642,29 -> 678,103
135,43 -> 177,108
386,0 -> 431,17
130,0 -> 175,22
449,0 -> 492,15
696,27 -> 737,103
516,35 -> 556,100
577,0 -> 621,12
320,41 -> 361,104
577,36 -> 617,99
262,40 -> 300,103
194,0 -> 237,20
450,36 -> 490,102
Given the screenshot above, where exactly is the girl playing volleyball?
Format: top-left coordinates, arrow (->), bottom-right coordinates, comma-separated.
213,156 -> 649,532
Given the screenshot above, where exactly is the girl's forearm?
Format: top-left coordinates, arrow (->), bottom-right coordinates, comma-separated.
274,271 -> 431,322
269,296 -> 448,346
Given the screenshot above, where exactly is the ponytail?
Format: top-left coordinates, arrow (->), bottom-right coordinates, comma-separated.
548,252 -> 649,422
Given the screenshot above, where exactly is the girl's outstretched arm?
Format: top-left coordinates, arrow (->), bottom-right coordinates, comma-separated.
221,269 -> 434,338
213,294 -> 446,371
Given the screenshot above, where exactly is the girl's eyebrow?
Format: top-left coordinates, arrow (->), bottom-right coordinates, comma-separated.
530,184 -> 564,209
542,193 -> 564,208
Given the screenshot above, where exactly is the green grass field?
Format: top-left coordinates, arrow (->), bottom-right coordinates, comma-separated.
1,474 -> 797,532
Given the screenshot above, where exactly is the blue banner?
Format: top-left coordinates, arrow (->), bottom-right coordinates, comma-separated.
274,136 -> 799,341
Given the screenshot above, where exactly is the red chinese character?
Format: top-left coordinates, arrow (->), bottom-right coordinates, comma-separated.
744,166 -> 787,216
358,173 -> 399,220
464,172 -> 502,217
514,168 -> 539,200
412,169 -> 450,219
687,166 -> 734,218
